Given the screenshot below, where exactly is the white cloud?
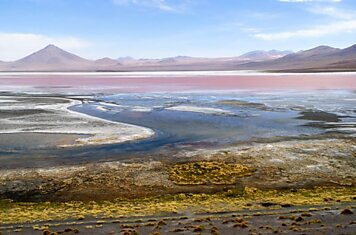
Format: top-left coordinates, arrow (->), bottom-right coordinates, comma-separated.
279,0 -> 341,2
252,20 -> 356,40
113,0 -> 184,12
255,0 -> 356,40
308,6 -> 354,19
0,33 -> 90,61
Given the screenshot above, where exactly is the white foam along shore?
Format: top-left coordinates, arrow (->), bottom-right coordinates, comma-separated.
166,105 -> 234,115
0,96 -> 155,147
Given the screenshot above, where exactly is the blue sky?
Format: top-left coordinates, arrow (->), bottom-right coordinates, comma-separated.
0,0 -> 356,60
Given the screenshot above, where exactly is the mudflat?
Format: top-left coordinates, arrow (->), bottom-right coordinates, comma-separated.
0,95 -> 154,148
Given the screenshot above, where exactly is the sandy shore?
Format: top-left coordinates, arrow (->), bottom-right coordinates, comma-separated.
0,95 -> 154,147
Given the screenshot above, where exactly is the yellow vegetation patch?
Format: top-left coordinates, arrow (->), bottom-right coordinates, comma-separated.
0,187 -> 354,225
169,161 -> 253,185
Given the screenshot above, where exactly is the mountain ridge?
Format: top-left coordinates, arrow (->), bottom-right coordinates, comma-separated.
0,44 -> 355,72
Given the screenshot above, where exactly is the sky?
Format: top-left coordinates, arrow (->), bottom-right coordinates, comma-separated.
0,0 -> 356,61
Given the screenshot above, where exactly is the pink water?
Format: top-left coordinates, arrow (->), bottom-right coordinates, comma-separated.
0,73 -> 355,93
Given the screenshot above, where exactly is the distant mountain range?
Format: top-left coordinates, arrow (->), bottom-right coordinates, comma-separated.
237,44 -> 356,72
0,44 -> 355,72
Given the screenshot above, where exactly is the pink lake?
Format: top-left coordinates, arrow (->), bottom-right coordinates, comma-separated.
0,72 -> 355,93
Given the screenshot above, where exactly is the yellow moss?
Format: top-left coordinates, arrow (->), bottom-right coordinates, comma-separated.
169,161 -> 254,185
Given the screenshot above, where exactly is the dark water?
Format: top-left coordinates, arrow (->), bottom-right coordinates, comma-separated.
72,103 -> 315,147
1,90 -> 355,169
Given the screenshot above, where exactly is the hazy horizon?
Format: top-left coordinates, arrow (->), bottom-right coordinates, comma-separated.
1,0 -> 356,61
1,43 -> 295,62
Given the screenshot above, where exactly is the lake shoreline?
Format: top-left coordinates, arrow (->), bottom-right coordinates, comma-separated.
0,94 -> 154,149
0,90 -> 355,234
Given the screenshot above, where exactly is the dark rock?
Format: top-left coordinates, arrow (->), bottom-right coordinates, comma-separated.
261,202 -> 278,207
341,208 -> 353,215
